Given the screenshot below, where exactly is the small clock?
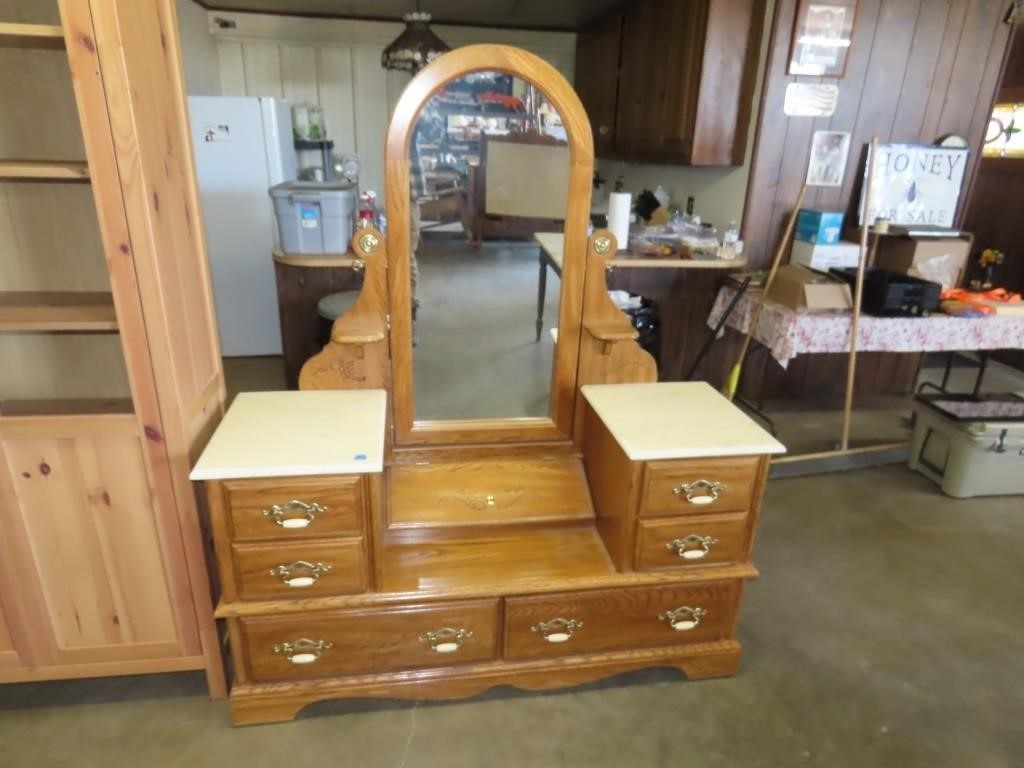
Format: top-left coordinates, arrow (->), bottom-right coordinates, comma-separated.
936,134 -> 970,149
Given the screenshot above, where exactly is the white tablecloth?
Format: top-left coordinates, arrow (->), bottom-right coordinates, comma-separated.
707,285 -> 1024,367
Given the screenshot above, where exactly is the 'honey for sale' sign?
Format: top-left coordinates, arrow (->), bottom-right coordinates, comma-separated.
859,144 -> 969,228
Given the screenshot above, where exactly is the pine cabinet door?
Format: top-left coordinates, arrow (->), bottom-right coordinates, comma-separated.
0,422 -> 188,670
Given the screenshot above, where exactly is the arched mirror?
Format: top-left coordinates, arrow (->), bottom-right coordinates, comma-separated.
386,46 -> 593,446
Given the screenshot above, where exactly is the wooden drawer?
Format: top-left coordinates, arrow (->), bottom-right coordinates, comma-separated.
635,513 -> 749,571
504,581 -> 739,660
240,600 -> 499,682
388,458 -> 592,529
640,456 -> 759,517
223,475 -> 364,541
230,538 -> 368,601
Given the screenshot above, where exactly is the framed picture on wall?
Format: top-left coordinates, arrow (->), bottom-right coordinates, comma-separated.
806,130 -> 851,186
788,0 -> 857,77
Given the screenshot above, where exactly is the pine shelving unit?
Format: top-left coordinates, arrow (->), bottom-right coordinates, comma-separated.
0,0 -> 226,696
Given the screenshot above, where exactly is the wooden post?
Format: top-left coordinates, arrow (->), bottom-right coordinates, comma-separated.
724,184 -> 807,401
840,136 -> 879,451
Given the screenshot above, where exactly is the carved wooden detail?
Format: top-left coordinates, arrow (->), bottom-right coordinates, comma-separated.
298,228 -> 390,392
575,229 -> 657,438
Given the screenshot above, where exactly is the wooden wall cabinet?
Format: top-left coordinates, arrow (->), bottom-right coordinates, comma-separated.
0,0 -> 225,692
574,0 -> 764,166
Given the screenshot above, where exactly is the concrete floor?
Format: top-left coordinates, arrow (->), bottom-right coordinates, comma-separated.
1,464 -> 1021,767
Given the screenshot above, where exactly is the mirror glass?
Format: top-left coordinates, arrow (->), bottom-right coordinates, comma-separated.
408,72 -> 570,421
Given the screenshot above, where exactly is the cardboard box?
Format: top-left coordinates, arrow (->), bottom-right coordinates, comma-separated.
873,235 -> 970,290
795,209 -> 846,244
766,265 -> 853,311
791,240 -> 861,271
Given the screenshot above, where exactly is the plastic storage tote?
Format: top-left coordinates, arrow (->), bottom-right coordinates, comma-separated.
271,180 -> 356,254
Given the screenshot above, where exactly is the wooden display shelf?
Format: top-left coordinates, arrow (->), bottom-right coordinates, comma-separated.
0,160 -> 90,181
0,291 -> 118,332
0,398 -> 134,418
0,22 -> 65,50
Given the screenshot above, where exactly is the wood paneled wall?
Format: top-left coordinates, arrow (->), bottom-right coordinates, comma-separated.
743,0 -> 1013,269
963,24 -> 1024,369
207,11 -> 577,200
682,0 -> 1015,397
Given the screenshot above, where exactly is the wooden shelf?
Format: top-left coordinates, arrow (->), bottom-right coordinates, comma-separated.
0,291 -> 118,332
0,398 -> 134,418
0,22 -> 65,50
0,160 -> 90,182
585,320 -> 638,342
272,250 -> 360,269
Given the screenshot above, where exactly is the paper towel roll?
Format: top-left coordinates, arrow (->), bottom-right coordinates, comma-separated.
607,192 -> 632,251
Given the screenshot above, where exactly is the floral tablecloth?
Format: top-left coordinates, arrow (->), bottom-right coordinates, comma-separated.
707,285 -> 1024,368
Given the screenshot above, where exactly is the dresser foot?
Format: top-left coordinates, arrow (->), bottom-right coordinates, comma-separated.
674,645 -> 742,680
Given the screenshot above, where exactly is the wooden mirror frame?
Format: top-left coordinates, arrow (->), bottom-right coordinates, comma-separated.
385,45 -> 594,447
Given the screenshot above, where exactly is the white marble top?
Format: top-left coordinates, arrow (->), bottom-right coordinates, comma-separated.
190,390 -> 387,481
581,382 -> 785,461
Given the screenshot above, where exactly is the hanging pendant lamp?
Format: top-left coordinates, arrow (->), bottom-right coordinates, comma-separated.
381,2 -> 451,73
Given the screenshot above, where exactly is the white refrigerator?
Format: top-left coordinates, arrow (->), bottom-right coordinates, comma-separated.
189,96 -> 297,356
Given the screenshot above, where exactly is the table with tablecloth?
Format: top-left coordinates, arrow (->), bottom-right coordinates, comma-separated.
707,284 -> 1024,368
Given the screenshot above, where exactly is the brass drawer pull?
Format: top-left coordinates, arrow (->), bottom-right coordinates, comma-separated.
420,627 -> 473,654
531,617 -> 583,644
273,638 -> 333,665
268,560 -> 332,588
665,534 -> 718,560
262,499 -> 327,529
658,606 -> 707,631
673,479 -> 726,506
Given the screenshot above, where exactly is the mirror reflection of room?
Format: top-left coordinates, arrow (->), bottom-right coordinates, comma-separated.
408,71 -> 570,421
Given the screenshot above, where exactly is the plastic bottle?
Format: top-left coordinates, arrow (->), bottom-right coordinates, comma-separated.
723,220 -> 740,246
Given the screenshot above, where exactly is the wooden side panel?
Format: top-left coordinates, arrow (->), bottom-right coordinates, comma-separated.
87,0 -> 222,411
0,600 -> 19,670
0,422 -> 183,666
80,0 -> 227,694
582,401 -> 640,571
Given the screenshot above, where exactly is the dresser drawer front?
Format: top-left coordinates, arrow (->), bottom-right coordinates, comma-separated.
240,600 -> 499,681
635,514 -> 749,571
504,582 -> 739,660
641,457 -> 759,517
223,476 -> 364,541
231,539 -> 368,600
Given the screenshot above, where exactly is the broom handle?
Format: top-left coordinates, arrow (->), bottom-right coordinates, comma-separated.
840,136 -> 879,451
729,184 -> 808,400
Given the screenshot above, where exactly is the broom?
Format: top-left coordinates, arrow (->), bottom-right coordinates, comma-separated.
724,184 -> 807,401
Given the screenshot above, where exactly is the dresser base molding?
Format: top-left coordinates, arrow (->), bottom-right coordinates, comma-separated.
227,640 -> 742,725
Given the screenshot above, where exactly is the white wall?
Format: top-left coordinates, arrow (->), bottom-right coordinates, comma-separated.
176,0 -> 221,95
207,11 -> 577,200
596,0 -> 776,231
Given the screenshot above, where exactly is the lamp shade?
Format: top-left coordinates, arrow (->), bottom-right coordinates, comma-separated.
381,12 -> 450,73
